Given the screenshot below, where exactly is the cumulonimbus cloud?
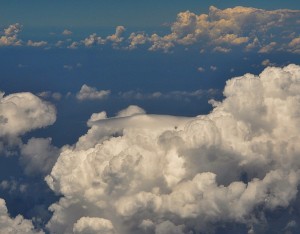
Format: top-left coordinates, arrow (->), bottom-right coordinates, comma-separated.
45,64 -> 300,233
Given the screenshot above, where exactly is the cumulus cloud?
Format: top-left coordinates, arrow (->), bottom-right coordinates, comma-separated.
0,23 -> 22,46
69,6 -> 298,53
0,198 -> 43,234
76,84 -> 111,101
116,105 -> 146,118
73,217 -> 116,234
20,137 -> 60,176
45,64 -> 300,233
0,91 -> 56,157
62,29 -> 72,36
0,92 -> 56,138
106,26 -> 126,45
152,6 -> 300,53
128,32 -> 148,49
127,6 -> 300,53
79,26 -> 126,48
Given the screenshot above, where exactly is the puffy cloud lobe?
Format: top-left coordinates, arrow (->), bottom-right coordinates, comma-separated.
76,84 -> 111,101
128,33 -> 148,49
0,92 -> 56,137
73,217 -> 116,234
161,6 -> 299,52
116,105 -> 146,118
0,198 -> 43,234
80,26 -> 126,48
46,64 -> 300,233
131,6 -> 300,53
20,138 -> 60,176
0,23 -> 22,46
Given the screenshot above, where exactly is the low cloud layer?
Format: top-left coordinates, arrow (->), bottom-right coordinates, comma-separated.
1,6 -> 300,54
45,64 -> 300,233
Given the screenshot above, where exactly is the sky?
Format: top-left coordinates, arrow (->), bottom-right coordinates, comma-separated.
1,0 -> 300,28
0,1 -> 300,234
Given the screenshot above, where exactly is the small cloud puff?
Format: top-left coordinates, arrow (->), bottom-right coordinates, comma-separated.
62,29 -> 72,36
76,84 -> 111,101
73,217 -> 116,234
116,105 -> 146,118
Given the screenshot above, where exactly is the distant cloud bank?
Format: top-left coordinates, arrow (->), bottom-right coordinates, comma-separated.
1,6 -> 300,54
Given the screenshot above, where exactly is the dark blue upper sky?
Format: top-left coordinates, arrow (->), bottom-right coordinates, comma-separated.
1,0 -> 300,28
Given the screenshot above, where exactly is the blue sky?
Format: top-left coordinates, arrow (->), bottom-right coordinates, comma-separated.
0,1 -> 300,234
1,0 -> 300,28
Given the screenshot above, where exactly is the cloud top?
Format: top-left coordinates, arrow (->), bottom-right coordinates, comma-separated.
45,64 -> 300,233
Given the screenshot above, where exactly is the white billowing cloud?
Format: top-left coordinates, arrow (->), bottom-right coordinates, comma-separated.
76,84 -> 111,101
20,138 -> 60,176
0,23 -> 22,46
134,6 -> 300,53
116,105 -> 146,117
46,64 -> 300,233
148,33 -> 175,53
0,198 -> 44,234
107,26 -> 126,45
82,33 -> 104,47
0,92 -> 56,137
128,32 -> 148,49
80,26 -> 126,48
73,217 -> 116,234
87,111 -> 108,127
